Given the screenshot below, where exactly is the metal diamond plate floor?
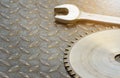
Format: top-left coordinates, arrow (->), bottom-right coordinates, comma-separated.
0,0 -> 120,78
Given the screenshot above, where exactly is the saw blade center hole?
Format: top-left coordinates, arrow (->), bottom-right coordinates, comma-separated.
115,54 -> 120,63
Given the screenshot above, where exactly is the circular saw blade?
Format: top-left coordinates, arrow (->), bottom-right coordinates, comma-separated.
64,29 -> 120,78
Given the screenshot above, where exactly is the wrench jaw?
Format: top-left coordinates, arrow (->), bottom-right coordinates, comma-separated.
55,15 -> 77,24
54,4 -> 80,23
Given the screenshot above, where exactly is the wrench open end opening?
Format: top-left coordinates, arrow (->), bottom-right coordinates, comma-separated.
54,8 -> 68,16
54,4 -> 80,23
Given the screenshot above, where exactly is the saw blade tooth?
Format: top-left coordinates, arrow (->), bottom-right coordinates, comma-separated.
70,41 -> 75,44
66,67 -> 71,71
84,32 -> 89,35
65,48 -> 70,52
64,54 -> 68,58
74,75 -> 81,78
79,35 -> 83,37
64,59 -> 68,63
64,52 -> 68,55
69,71 -> 75,75
67,45 -> 71,47
75,38 -> 79,40
64,63 -> 69,67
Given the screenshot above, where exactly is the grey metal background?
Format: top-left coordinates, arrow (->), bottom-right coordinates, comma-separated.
0,0 -> 120,78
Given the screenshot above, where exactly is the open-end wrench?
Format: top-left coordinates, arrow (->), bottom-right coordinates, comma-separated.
54,4 -> 120,24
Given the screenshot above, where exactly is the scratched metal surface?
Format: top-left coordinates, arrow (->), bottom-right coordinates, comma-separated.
0,0 -> 120,78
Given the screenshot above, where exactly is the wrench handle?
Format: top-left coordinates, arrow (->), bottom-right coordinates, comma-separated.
79,12 -> 120,24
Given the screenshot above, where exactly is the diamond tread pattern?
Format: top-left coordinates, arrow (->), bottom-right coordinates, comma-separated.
0,0 -> 119,78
